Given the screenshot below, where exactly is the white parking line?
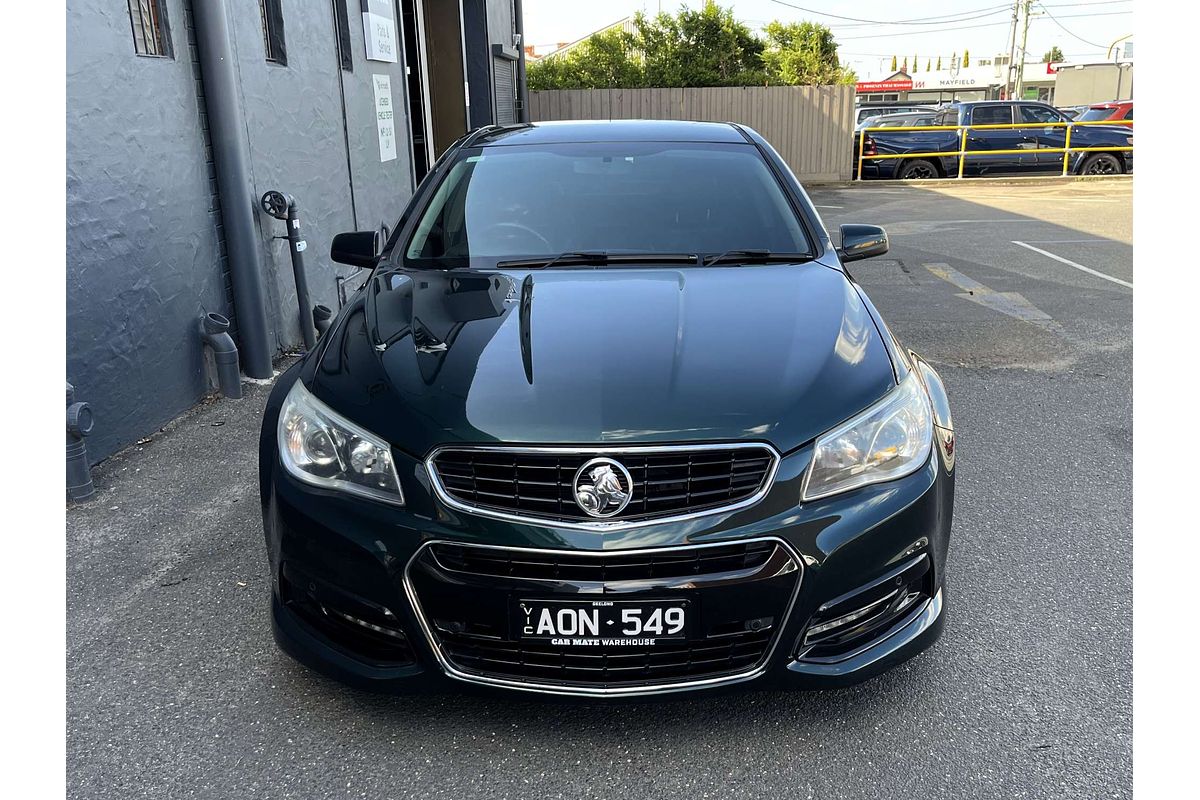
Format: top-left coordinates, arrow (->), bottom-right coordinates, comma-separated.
1012,240 -> 1132,289
1020,239 -> 1114,245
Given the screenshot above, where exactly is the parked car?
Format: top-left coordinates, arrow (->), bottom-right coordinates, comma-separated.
260,120 -> 956,698
858,100 -> 1133,179
857,111 -> 939,131
1076,101 -> 1133,124
1057,105 -> 1091,120
855,103 -> 937,125
855,112 -> 940,174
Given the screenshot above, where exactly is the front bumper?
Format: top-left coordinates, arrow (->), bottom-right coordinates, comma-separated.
262,414 -> 954,698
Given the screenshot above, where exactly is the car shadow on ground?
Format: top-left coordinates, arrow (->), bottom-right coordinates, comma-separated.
275,635 -> 942,732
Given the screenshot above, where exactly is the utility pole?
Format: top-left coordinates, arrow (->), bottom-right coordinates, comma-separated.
1015,0 -> 1036,99
1004,0 -> 1020,99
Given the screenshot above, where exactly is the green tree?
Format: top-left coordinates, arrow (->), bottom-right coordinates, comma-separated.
890,55 -> 897,71
527,2 -> 854,90
760,20 -> 856,85
527,27 -> 642,90
936,55 -> 942,70
1042,45 -> 1064,63
926,59 -> 931,71
963,49 -> 970,67
635,2 -> 766,88
912,53 -> 918,72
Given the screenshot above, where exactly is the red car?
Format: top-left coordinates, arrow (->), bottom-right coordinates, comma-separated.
1077,101 -> 1133,125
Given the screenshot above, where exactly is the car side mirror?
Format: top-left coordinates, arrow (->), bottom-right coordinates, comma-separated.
330,230 -> 381,269
838,224 -> 889,263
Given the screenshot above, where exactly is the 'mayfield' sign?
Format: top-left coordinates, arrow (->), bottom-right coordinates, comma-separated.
855,80 -> 913,93
911,76 -> 989,90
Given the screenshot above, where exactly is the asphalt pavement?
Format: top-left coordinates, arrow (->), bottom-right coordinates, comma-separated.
67,179 -> 1132,799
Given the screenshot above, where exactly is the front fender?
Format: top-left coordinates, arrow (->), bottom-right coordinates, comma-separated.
909,351 -> 955,473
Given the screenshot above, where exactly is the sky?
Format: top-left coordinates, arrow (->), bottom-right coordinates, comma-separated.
521,0 -> 1134,79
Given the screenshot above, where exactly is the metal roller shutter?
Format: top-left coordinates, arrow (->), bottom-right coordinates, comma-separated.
493,57 -> 516,124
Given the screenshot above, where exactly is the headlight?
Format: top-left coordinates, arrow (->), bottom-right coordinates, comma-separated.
801,371 -> 933,501
277,380 -> 404,505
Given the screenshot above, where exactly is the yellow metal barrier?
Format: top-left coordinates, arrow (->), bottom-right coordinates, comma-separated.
855,118 -> 1133,180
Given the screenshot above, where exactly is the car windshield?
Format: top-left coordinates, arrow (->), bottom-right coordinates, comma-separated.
1078,107 -> 1116,122
402,141 -> 811,269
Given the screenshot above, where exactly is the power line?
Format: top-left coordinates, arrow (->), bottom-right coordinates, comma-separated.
767,1 -> 1013,26
1037,3 -> 1110,48
836,18 -> 1016,40
1043,0 -> 1131,7
834,9 -> 1130,41
829,8 -> 1013,30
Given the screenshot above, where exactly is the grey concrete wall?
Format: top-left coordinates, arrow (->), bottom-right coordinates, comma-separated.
327,3 -> 417,237
67,0 -> 420,463
230,0 -> 416,348
529,85 -> 856,182
67,0 -> 231,461
1054,64 -> 1134,107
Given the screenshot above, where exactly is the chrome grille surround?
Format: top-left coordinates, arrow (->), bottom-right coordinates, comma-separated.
401,537 -> 805,697
424,442 -> 781,531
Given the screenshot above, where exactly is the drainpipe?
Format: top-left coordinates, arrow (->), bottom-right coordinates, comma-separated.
199,313 -> 243,399
513,0 -> 530,122
313,304 -> 334,338
192,0 -> 273,378
66,382 -> 96,502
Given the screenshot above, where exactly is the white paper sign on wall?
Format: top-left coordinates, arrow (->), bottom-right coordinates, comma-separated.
373,74 -> 397,163
363,0 -> 399,63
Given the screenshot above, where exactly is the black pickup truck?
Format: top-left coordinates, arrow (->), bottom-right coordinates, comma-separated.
857,100 -> 1133,180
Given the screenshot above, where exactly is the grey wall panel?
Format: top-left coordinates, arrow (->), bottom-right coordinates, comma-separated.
230,0 -> 415,348
334,1 -> 417,237
66,0 -> 420,463
67,0 -> 231,461
528,85 -> 855,182
1054,64 -> 1134,106
228,0 -> 356,348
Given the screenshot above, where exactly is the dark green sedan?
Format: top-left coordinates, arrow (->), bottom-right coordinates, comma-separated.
259,120 -> 956,698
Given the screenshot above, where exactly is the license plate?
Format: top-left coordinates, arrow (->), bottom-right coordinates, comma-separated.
516,599 -> 689,644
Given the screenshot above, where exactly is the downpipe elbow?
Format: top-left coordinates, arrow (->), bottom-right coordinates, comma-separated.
199,313 -> 243,399
313,304 -> 333,338
66,381 -> 96,502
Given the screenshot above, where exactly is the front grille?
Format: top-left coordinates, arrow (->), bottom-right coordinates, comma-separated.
429,444 -> 776,525
406,539 -> 802,692
437,626 -> 773,687
432,540 -> 777,582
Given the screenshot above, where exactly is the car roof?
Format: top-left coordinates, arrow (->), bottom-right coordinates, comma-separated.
951,100 -> 1050,107
859,111 -> 932,124
470,120 -> 748,147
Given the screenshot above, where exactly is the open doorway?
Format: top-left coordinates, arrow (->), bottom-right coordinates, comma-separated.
398,0 -> 431,181
398,0 -> 468,182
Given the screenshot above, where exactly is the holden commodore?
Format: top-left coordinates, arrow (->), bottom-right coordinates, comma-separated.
259,120 -> 956,698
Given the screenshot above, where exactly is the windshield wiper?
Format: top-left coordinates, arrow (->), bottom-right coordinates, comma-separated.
703,249 -> 814,266
496,251 -> 700,269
